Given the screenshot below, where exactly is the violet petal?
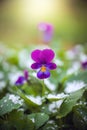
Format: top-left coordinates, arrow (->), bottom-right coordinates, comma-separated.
46,24 -> 53,32
46,62 -> 57,70
82,61 -> 87,69
37,69 -> 50,79
38,23 -> 47,31
38,23 -> 53,32
24,70 -> 29,80
31,49 -> 41,62
15,76 -> 25,86
43,32 -> 53,42
31,63 -> 42,69
39,49 -> 55,63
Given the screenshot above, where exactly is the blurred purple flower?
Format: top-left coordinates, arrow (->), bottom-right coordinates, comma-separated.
15,76 -> 25,86
24,70 -> 29,80
81,60 -> 87,69
31,49 -> 57,79
15,70 -> 29,86
38,23 -> 54,43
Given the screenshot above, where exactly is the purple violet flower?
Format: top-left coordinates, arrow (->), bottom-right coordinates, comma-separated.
38,23 -> 54,43
31,49 -> 57,79
81,60 -> 87,69
15,76 -> 25,86
15,70 -> 29,86
24,70 -> 29,80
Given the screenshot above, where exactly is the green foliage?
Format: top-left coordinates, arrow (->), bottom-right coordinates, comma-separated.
57,88 -> 85,118
0,44 -> 87,130
0,110 -> 34,130
41,120 -> 59,130
65,70 -> 87,85
28,113 -> 49,129
73,105 -> 87,130
57,70 -> 87,118
0,94 -> 23,116
13,86 -> 41,108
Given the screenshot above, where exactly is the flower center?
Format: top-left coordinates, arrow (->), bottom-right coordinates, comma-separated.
41,65 -> 46,72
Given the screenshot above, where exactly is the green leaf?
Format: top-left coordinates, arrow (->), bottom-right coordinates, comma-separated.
0,94 -> 23,116
13,86 -> 41,109
9,110 -> 34,130
73,106 -> 87,130
64,71 -> 87,93
57,88 -> 85,118
28,113 -> 49,129
0,110 -> 34,130
41,120 -> 59,130
47,93 -> 68,102
57,71 -> 87,118
66,70 -> 87,85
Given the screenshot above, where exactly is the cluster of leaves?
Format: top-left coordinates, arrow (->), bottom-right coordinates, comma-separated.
0,44 -> 87,130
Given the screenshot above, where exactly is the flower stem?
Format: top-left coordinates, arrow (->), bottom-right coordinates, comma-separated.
41,80 -> 46,97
